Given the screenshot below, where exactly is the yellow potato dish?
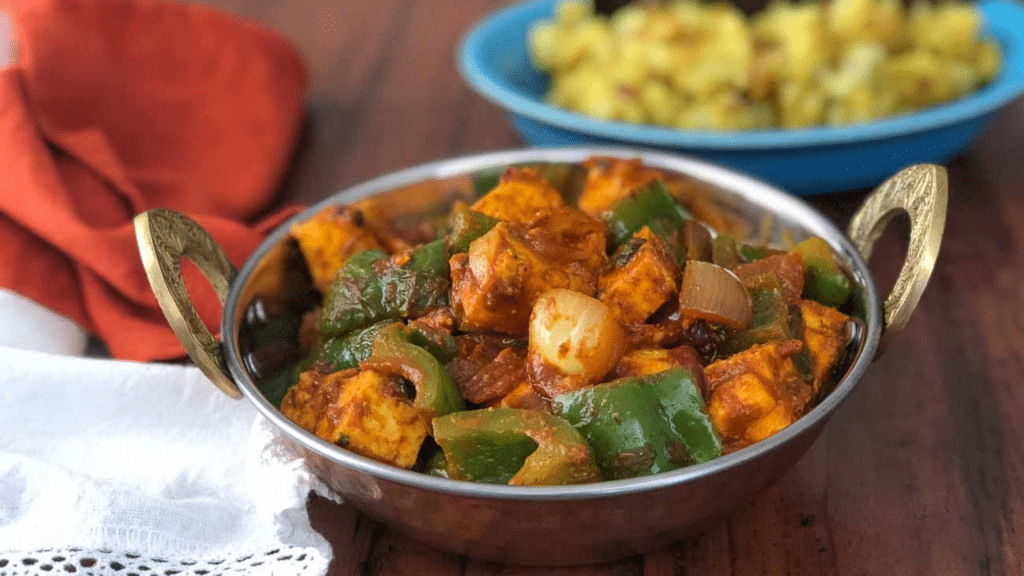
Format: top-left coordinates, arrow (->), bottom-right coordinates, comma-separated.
529,0 -> 1001,130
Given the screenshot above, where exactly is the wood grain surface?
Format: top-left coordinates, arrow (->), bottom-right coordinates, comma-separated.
198,1 -> 1023,574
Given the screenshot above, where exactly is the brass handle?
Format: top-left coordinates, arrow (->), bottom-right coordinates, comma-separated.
848,164 -> 948,357
134,209 -> 242,399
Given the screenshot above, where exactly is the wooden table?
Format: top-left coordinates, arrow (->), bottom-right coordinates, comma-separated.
200,2 -> 1024,574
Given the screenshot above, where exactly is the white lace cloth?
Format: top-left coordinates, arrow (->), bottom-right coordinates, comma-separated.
0,290 -> 335,576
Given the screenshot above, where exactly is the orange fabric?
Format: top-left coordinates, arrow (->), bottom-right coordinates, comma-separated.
0,0 -> 307,360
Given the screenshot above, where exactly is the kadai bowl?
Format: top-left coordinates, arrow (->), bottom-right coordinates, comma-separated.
135,148 -> 945,566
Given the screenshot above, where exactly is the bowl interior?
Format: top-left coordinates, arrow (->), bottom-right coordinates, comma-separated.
457,0 -> 1024,150
221,148 -> 882,500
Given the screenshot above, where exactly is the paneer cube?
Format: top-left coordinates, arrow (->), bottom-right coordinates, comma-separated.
598,227 -> 680,324
487,381 -> 550,412
348,198 -> 415,254
611,345 -> 704,382
799,299 -> 851,393
281,368 -> 356,433
471,166 -> 565,224
577,157 -> 662,216
290,207 -> 385,294
704,339 -> 812,448
745,403 -> 796,442
525,208 -> 608,278
448,228 -> 537,335
612,348 -> 679,378
733,253 -> 805,305
450,218 -> 604,335
280,368 -> 428,469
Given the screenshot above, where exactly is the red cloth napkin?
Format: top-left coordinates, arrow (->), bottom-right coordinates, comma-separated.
0,0 -> 307,361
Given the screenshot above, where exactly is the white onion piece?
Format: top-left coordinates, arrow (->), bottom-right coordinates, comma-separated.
678,260 -> 752,329
529,289 -> 626,382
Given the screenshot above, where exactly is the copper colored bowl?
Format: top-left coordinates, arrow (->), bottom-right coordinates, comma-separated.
134,148 -> 946,566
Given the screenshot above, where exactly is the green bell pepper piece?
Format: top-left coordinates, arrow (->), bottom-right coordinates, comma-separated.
711,234 -> 741,269
360,323 -> 465,419
608,234 -> 645,268
530,161 -> 584,200
258,359 -> 309,409
423,449 -> 451,478
472,168 -> 501,198
321,240 -> 450,338
716,235 -> 787,268
720,284 -> 791,355
317,320 -> 391,371
406,238 -> 450,276
553,368 -> 722,480
433,408 -> 601,485
318,317 -> 456,373
447,206 -> 499,253
738,243 -> 772,263
320,249 -> 386,336
792,238 -> 851,308
803,263 -> 851,308
404,321 -> 458,363
605,181 -> 692,250
536,162 -> 577,194
787,305 -> 816,385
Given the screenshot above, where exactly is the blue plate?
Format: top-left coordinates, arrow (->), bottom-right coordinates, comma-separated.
458,0 -> 1024,195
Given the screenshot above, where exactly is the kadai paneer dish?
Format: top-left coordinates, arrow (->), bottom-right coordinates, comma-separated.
266,158 -> 856,485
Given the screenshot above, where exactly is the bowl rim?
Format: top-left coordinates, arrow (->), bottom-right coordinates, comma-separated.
457,0 -> 1024,150
223,147 -> 883,501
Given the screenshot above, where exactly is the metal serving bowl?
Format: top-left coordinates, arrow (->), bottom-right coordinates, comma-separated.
134,148 -> 946,566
